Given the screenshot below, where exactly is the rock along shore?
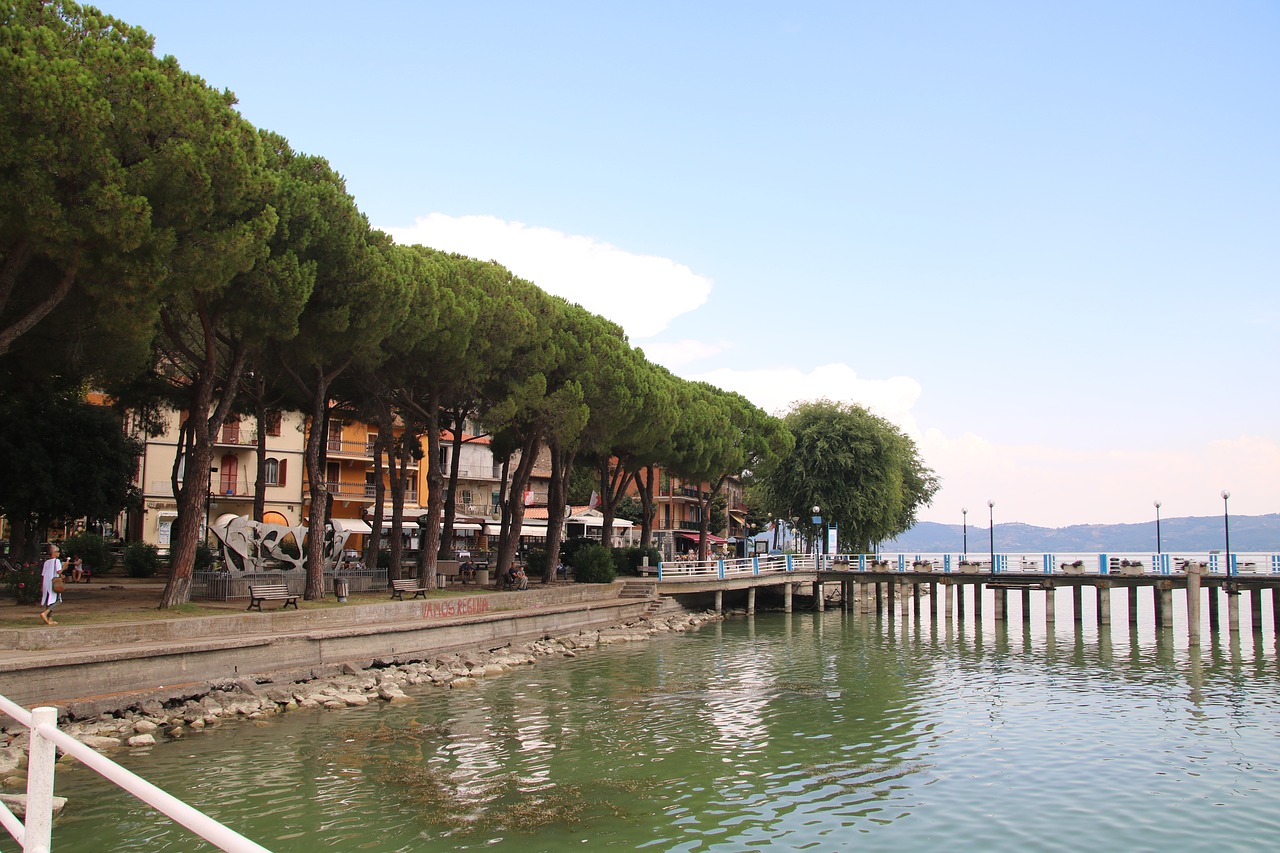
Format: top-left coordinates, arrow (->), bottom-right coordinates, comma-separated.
0,608 -> 721,791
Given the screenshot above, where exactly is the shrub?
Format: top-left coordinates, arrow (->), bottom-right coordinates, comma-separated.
194,542 -> 216,572
123,542 -> 160,578
613,545 -> 661,576
376,549 -> 392,569
63,532 -> 113,576
525,548 -> 548,579
4,559 -> 42,604
571,543 -> 616,584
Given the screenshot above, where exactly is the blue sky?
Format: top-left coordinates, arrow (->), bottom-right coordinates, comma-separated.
104,1 -> 1278,527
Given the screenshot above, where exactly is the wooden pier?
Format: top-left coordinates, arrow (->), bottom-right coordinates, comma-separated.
655,553 -> 1280,645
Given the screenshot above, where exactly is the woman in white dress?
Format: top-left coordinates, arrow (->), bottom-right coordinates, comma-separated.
40,544 -> 63,626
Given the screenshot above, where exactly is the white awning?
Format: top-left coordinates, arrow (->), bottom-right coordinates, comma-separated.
330,517 -> 372,534
452,522 -> 482,532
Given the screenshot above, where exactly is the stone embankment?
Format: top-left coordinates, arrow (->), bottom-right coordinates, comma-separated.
0,609 -> 720,791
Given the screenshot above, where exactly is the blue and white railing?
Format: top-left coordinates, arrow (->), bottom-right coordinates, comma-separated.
656,552 -> 1280,580
0,694 -> 269,853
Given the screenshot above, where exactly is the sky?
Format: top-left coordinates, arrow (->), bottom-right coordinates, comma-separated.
102,1 -> 1279,528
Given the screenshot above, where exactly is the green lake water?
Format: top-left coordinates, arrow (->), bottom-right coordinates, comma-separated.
43,602 -> 1280,852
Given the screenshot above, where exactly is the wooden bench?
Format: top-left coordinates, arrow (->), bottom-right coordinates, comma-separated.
246,584 -> 299,611
390,578 -> 431,600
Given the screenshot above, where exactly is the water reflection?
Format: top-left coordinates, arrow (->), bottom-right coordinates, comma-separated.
46,607 -> 1280,853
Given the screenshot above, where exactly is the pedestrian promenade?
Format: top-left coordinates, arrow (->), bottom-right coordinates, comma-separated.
0,579 -> 650,709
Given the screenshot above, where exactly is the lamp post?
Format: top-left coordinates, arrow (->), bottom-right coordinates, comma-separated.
205,466 -> 218,544
962,507 -> 968,558
987,500 -> 995,574
1154,500 -> 1162,555
1222,490 -> 1231,573
812,505 -> 821,563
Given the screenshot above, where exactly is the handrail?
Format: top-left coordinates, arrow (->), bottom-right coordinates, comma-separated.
0,694 -> 270,853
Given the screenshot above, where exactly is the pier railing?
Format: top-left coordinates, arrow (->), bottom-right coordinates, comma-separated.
0,694 -> 269,853
657,552 -> 1280,580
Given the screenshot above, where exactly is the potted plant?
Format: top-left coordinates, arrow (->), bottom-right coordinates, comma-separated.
1117,559 -> 1145,576
912,559 -> 934,572
958,560 -> 982,573
1059,560 -> 1085,575
870,558 -> 890,569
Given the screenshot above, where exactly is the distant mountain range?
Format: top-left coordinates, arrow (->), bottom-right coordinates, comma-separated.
883,514 -> 1280,554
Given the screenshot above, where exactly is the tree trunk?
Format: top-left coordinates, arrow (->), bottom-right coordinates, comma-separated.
496,432 -> 539,576
365,429 -> 389,572
418,401 -> 443,587
543,446 -> 571,583
637,465 -> 659,547
301,379 -> 330,601
387,434 -> 408,579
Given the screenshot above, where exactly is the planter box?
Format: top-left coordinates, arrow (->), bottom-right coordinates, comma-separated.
1059,563 -> 1085,575
1116,563 -> 1144,576
958,563 -> 981,574
912,563 -> 934,572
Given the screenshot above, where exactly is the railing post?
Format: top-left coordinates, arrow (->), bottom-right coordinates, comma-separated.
717,559 -> 725,579
1099,553 -> 1108,575
752,556 -> 759,576
25,706 -> 57,853
785,554 -> 793,572
1043,553 -> 1053,575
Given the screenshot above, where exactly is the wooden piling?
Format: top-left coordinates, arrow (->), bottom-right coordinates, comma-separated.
1072,585 -> 1083,623
1186,565 -> 1201,646
814,580 -> 824,611
1251,589 -> 1263,634
994,587 -> 1007,622
1128,586 -> 1139,625
1045,585 -> 1056,625
784,582 -> 793,614
747,587 -> 756,615
1097,583 -> 1111,626
1208,586 -> 1220,632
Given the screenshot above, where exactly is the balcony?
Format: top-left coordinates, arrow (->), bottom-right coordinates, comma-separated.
214,428 -> 259,448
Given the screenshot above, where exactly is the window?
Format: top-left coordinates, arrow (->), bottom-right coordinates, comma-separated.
462,490 -> 472,506
365,430 -> 378,454
219,455 -> 238,495
327,420 -> 343,452
264,458 -> 287,486
264,410 -> 282,437
326,461 -> 340,488
221,416 -> 241,444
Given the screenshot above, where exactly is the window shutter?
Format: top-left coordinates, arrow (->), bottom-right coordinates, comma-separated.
278,459 -> 287,487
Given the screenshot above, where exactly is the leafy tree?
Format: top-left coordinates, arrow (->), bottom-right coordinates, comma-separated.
756,400 -> 939,553
276,226 -> 411,600
0,383 -> 140,560
0,1 -> 173,358
665,382 -> 792,559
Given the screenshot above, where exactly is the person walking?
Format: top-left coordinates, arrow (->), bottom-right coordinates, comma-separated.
40,544 -> 64,625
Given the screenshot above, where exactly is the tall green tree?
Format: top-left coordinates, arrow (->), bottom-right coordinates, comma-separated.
665,383 -> 792,560
0,382 -> 140,559
756,400 -> 939,553
277,226 -> 411,600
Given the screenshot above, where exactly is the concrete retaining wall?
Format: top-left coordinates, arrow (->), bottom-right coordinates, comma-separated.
0,585 -> 651,708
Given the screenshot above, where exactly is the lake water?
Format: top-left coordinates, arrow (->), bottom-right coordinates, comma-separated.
47,600 -> 1280,852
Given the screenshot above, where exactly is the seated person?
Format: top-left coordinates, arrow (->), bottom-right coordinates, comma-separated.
503,564 -> 529,591
69,556 -> 85,582
459,560 -> 476,583
555,560 -> 568,580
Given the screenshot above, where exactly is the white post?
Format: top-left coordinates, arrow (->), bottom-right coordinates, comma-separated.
25,706 -> 57,853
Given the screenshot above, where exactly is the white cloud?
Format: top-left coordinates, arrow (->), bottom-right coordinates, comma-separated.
687,362 -> 923,428
384,213 -> 712,338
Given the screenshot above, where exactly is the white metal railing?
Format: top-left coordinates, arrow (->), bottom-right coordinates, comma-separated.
655,552 -> 1280,580
0,694 -> 270,853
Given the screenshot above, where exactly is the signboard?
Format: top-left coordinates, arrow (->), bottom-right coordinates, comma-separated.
827,521 -> 838,555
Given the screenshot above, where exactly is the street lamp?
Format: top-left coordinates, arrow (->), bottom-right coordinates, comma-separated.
987,500 -> 995,574
812,505 -> 821,562
205,466 -> 218,544
962,507 -> 968,558
1222,490 -> 1231,573
1154,500 -> 1162,554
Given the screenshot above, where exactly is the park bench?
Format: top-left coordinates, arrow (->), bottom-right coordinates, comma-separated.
246,584 -> 299,611
390,578 -> 431,600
